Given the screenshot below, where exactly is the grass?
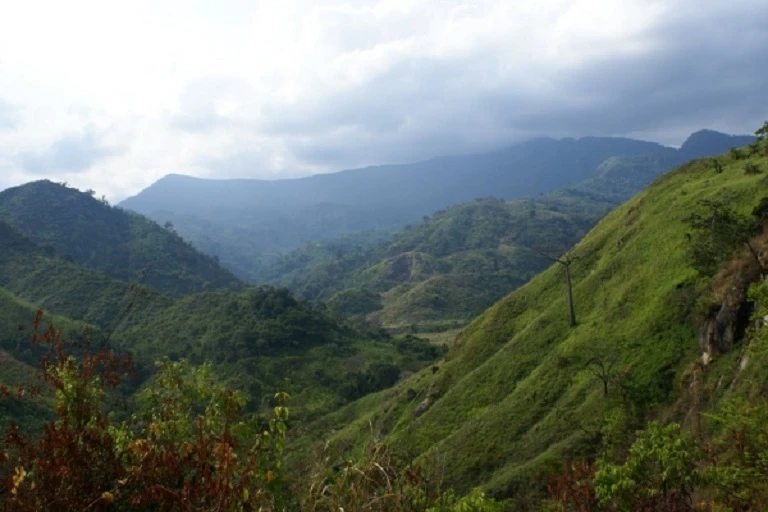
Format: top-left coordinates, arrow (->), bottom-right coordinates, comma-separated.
297,144 -> 768,504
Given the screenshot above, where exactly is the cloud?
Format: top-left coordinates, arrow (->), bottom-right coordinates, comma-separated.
0,0 -> 765,200
0,99 -> 18,130
20,128 -> 124,174
176,0 -> 767,176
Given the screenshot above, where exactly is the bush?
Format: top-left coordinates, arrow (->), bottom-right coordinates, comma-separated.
0,319 -> 290,511
594,422 -> 700,511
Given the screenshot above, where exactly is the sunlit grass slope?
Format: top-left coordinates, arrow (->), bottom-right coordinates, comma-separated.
307,145 -> 767,499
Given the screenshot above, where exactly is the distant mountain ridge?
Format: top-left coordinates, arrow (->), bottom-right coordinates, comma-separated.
120,130 -> 754,280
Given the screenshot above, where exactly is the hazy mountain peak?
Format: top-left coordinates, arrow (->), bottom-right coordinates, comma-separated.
679,129 -> 755,157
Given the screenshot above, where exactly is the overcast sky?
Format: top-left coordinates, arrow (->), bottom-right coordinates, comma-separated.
0,0 -> 766,201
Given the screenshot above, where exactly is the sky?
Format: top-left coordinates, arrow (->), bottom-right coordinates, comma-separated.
0,0 -> 766,202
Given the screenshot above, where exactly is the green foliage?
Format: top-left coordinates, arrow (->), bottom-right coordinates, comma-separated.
594,422 -> 700,510
0,209 -> 439,425
0,218 -> 438,425
108,286 -> 439,420
303,441 -> 504,511
266,196 -> 611,333
755,120 -> 768,141
748,280 -> 768,320
426,488 -> 504,512
702,398 -> 768,509
326,287 -> 382,316
684,199 -> 759,275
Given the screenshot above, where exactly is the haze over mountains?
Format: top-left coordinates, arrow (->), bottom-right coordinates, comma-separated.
121,129 -> 754,281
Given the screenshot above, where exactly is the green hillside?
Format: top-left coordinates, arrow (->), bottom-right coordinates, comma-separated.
0,217 -> 169,330
0,286 -> 97,430
0,180 -> 242,297
307,196 -> 606,332
108,286 -> 440,421
0,212 -> 439,425
302,139 -> 768,506
260,132 -> 753,336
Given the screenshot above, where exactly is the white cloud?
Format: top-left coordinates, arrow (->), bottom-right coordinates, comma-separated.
0,0 -> 764,201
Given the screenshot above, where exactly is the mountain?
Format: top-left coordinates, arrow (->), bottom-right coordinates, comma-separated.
254,130 -> 754,335
120,136 -> 680,279
0,180 -> 242,297
298,138 -> 768,506
108,286 -> 441,420
678,129 -> 756,160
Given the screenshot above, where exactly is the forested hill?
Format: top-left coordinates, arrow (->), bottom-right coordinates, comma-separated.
0,180 -> 242,296
0,206 -> 440,425
304,138 -> 768,507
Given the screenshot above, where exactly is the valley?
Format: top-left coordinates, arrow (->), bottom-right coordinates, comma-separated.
1,3 -> 765,508
0,128 -> 766,509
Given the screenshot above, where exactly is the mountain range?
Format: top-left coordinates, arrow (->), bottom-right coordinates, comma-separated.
121,129 -> 754,280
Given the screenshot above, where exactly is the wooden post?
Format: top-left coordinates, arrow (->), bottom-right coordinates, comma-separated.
564,260 -> 576,327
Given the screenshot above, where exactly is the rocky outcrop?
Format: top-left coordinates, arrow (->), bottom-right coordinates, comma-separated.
698,238 -> 767,358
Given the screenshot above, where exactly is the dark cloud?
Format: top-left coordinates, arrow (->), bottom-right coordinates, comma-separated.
509,2 -> 768,139
20,129 -> 123,174
181,1 -> 767,176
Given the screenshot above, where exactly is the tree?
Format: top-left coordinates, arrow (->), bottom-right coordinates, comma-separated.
585,349 -> 619,396
684,199 -> 761,275
755,120 -> 768,142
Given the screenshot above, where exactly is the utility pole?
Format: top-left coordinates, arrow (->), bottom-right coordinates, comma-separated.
561,256 -> 576,327
534,248 -> 578,327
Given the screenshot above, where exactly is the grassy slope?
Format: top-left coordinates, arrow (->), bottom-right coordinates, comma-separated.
305,145 -> 767,498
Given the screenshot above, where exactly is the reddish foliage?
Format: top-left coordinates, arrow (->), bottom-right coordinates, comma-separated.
0,313 -> 285,511
547,460 -> 598,511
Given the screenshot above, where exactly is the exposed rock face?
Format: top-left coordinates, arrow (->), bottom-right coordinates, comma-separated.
698,244 -> 765,357
698,290 -> 752,355
413,397 -> 433,417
